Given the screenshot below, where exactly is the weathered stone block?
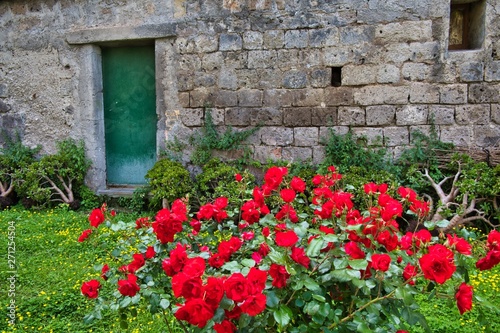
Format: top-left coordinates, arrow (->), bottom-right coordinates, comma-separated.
375,20 -> 433,43
485,61 -> 500,82
338,106 -> 365,126
180,108 -> 203,126
311,108 -> 337,126
294,127 -> 319,146
225,107 -> 252,126
194,73 -> 216,87
293,88 -> 324,107
253,145 -> 283,162
218,66 -> 238,90
439,84 -> 467,104
190,88 -> 212,108
402,63 -> 432,81
310,68 -> 331,88
492,104 -> 500,124
440,125 -> 472,147
377,64 -> 400,84
455,104 -> 490,125
340,25 -> 375,45
0,84 -> 7,98
283,107 -> 312,126
312,146 -> 326,165
277,49 -> 300,69
408,42 -> 440,63
351,127 -> 384,145
468,83 -> 500,103
409,125 -> 432,141
243,31 -> 263,50
383,127 -> 409,146
238,89 -> 262,107
324,87 -> 354,106
428,105 -> 455,125
250,108 -> 282,126
366,105 -> 396,126
396,105 -> 429,125
247,50 -> 277,69
282,147 -> 313,162
473,125 -> 500,147
248,0 -> 272,10
263,30 -> 284,49
283,70 -> 308,89
263,89 -> 294,107
178,92 -> 190,108
284,30 -> 309,49
194,34 -> 218,53
179,54 -> 202,71
0,100 -> 11,113
309,28 -> 339,47
214,90 -> 237,107
459,62 -> 484,82
201,52 -> 223,71
220,33 -> 242,51
319,126 -> 349,142
354,86 -> 409,105
261,127 -> 294,145
410,83 -> 440,103
323,46 -> 353,66
342,64 -> 377,86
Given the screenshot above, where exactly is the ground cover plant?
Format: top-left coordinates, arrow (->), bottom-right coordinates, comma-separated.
76,165 -> 500,333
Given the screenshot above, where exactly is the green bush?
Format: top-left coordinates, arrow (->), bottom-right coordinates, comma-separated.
17,139 -> 90,209
145,159 -> 193,209
0,135 -> 40,208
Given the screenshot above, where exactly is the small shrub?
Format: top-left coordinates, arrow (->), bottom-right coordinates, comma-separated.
17,139 -> 90,209
145,159 -> 193,209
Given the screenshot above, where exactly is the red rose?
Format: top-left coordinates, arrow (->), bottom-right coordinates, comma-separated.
258,242 -> 270,257
78,229 -> 93,242
380,198 -> 403,221
455,282 -> 473,315
242,231 -> 255,241
344,241 -> 365,259
247,267 -> 267,294
101,264 -> 110,280
190,219 -> 201,234
487,230 -> 500,251
396,331 -> 409,333
414,229 -> 432,245
428,244 -> 454,260
89,208 -> 105,228
291,247 -> 311,268
81,279 -> 101,299
240,293 -> 267,316
118,274 -> 140,297
263,166 -> 288,192
275,204 -> 299,223
145,246 -> 156,259
376,230 -> 399,252
291,176 -> 306,192
364,182 -> 378,194
224,273 -> 249,303
182,257 -> 206,278
172,272 -> 203,299
214,319 -> 237,333
208,253 -> 227,268
419,253 -> 456,284
135,216 -> 151,229
446,234 -> 472,255
403,263 -> 418,285
371,253 -> 391,272
235,173 -> 243,182
280,188 -> 296,203
476,250 -> 500,270
269,263 -> 290,288
197,204 -> 215,220
174,298 -> 214,328
275,230 -> 299,247
397,186 -> 417,201
204,277 -> 225,310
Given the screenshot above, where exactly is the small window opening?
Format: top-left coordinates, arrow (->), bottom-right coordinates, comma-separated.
331,67 -> 342,87
448,0 -> 485,51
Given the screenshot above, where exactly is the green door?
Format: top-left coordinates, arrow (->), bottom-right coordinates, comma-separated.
102,46 -> 156,185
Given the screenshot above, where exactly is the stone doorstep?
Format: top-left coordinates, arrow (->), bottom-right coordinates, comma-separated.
97,187 -> 138,197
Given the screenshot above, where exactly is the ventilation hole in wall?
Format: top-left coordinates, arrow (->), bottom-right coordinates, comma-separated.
331,67 -> 342,87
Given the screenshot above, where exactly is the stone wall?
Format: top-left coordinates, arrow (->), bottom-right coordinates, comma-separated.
1,0 -> 500,188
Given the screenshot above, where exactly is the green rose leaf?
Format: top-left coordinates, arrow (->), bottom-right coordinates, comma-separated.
274,305 -> 293,327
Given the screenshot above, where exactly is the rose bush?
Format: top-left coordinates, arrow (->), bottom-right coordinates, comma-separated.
79,166 -> 499,332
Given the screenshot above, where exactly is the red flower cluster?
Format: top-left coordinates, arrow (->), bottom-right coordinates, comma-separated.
152,199 -> 187,244
419,244 -> 456,284
208,237 -> 242,268
241,187 -> 270,224
197,197 -> 229,222
89,207 -> 105,228
118,274 -> 140,297
476,230 -> 500,270
81,279 -> 101,299
78,229 -> 92,242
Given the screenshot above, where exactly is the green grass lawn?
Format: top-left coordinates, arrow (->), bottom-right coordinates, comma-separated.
1,206 -> 500,333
